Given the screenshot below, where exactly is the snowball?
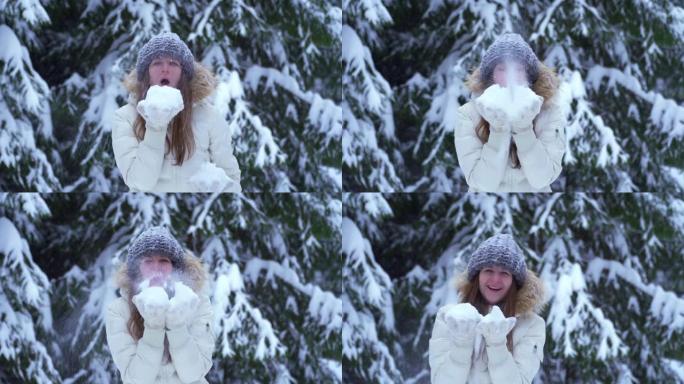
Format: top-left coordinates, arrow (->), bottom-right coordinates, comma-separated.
141,85 -> 184,111
172,281 -> 196,302
481,305 -> 506,323
476,83 -> 542,122
189,161 -> 231,192
136,286 -> 169,307
443,303 -> 484,322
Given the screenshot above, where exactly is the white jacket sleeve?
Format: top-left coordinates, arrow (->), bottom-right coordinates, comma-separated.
207,107 -> 242,192
454,104 -> 510,191
512,103 -> 566,189
167,295 -> 215,383
428,311 -> 472,384
105,300 -> 165,384
111,107 -> 167,191
485,315 -> 546,384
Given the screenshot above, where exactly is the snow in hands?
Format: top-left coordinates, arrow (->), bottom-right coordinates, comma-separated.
136,285 -> 169,307
133,279 -> 199,328
143,85 -> 184,111
476,305 -> 517,346
443,303 -> 483,323
476,83 -> 543,123
136,85 -> 185,126
132,285 -> 170,328
170,281 -> 198,307
480,305 -> 506,323
442,303 -> 485,356
137,276 -> 196,302
166,281 -> 199,328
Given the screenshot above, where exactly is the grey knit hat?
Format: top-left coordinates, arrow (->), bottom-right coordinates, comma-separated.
467,233 -> 527,286
479,33 -> 539,86
127,226 -> 185,280
136,32 -> 195,81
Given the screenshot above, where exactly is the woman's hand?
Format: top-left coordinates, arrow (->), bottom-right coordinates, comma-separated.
511,95 -> 543,133
476,306 -> 517,345
165,282 -> 200,329
445,316 -> 480,346
132,286 -> 170,329
474,99 -> 509,133
136,86 -> 184,130
438,304 -> 481,346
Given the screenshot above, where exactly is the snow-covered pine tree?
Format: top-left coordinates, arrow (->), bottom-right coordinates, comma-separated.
341,192 -> 402,382
192,193 -> 342,382
343,192 -> 684,383
18,192 -> 341,383
28,0 -> 341,192
0,1 -> 61,191
343,0 -> 684,192
342,1 -> 403,191
0,193 -> 61,383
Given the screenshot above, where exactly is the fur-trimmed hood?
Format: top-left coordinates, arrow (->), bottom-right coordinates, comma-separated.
122,61 -> 218,106
465,61 -> 560,111
115,251 -> 208,298
455,270 -> 547,316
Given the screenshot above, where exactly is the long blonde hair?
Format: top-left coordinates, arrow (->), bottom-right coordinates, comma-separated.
125,288 -> 146,342
461,273 -> 518,351
133,71 -> 195,166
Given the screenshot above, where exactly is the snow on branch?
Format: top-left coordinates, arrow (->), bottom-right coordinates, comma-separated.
586,65 -> 684,141
546,260 -> 625,359
243,257 -> 342,335
587,257 -> 684,336
212,258 -> 284,360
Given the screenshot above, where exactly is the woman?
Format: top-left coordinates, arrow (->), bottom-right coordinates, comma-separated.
454,33 -> 566,192
105,226 -> 215,383
112,32 -> 241,192
429,233 -> 546,384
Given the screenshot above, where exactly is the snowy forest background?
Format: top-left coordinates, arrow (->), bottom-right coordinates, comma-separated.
343,0 -> 684,192
0,192 -> 341,383
343,193 -> 684,383
3,0 -> 684,383
1,0 -> 341,192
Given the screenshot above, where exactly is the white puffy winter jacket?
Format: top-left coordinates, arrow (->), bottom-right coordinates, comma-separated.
105,294 -> 215,384
429,310 -> 545,384
429,272 -> 547,384
112,64 -> 241,193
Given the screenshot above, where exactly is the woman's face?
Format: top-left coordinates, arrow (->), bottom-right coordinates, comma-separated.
478,265 -> 513,305
492,61 -> 528,87
139,254 -> 173,286
148,56 -> 182,88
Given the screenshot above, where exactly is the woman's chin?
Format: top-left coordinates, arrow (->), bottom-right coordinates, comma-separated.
484,294 -> 503,305
149,277 -> 166,286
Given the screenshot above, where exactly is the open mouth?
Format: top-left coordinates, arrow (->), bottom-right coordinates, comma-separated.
160,79 -> 170,86
487,286 -> 503,292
